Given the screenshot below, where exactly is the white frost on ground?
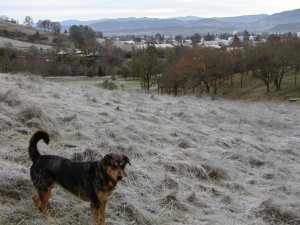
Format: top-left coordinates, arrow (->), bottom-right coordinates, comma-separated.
0,73 -> 299,225
0,36 -> 52,51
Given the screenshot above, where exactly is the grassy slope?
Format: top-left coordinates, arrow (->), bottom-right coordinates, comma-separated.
0,36 -> 53,51
0,20 -> 42,35
0,73 -> 300,225
93,72 -> 300,103
0,20 -> 66,51
218,71 -> 300,102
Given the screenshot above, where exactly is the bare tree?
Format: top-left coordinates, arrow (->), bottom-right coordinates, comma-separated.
23,16 -> 33,27
251,45 -> 274,93
51,22 -> 61,35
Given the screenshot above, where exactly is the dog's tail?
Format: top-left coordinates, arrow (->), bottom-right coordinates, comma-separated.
28,130 -> 50,161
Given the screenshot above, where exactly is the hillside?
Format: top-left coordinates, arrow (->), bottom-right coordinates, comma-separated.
0,36 -> 52,51
250,8 -> 300,31
0,73 -> 300,225
218,72 -> 300,102
0,20 -> 60,50
0,20 -> 40,35
268,23 -> 300,33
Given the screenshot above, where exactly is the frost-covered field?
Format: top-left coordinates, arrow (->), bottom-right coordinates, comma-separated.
0,73 -> 299,225
0,36 -> 52,51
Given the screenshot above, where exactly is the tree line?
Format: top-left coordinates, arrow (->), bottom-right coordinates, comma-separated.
0,22 -> 123,77
1,16 -> 299,97
121,35 -> 300,95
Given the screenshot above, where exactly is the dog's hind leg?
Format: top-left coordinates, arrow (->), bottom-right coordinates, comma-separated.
33,187 -> 57,223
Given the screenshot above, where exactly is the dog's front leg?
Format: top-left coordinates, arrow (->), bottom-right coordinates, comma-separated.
99,199 -> 107,225
91,202 -> 102,225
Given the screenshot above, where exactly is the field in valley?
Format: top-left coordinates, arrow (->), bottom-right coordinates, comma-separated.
0,73 -> 299,225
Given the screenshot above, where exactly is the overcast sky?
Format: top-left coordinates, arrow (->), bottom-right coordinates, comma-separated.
1,0 -> 300,22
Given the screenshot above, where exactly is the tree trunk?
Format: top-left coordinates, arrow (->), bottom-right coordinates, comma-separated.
147,74 -> 150,92
204,81 -> 210,93
240,72 -> 244,88
173,82 -> 178,97
265,81 -> 270,93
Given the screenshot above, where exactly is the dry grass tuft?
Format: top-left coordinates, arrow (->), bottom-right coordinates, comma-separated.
72,148 -> 103,161
177,140 -> 190,149
0,90 -> 21,106
17,106 -> 43,124
201,163 -> 229,180
248,157 -> 266,167
255,199 -> 300,225
0,161 -> 31,200
16,105 -> 54,131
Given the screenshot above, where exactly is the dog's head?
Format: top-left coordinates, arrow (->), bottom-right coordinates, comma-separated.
102,153 -> 131,182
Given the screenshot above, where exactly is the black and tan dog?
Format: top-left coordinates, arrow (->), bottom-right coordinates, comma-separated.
28,130 -> 130,225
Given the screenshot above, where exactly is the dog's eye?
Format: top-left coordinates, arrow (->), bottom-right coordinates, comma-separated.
111,165 -> 117,170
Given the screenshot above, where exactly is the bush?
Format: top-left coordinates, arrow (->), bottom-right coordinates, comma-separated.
87,69 -> 97,77
28,32 -> 40,42
101,80 -> 117,90
0,29 -> 10,37
111,75 -> 116,81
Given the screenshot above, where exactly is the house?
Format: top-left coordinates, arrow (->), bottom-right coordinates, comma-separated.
200,38 -> 232,47
57,50 -> 67,60
75,50 -> 85,57
121,40 -> 135,45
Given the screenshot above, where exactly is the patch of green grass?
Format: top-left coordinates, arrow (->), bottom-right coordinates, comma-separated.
218,71 -> 300,103
120,80 -> 141,91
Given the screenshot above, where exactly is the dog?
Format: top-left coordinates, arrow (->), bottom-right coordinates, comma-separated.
28,130 -> 131,225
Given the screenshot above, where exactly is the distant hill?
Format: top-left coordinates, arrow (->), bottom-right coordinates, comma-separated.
88,18 -> 237,36
169,16 -> 202,21
268,23 -> 300,33
214,14 -> 268,23
59,8 -> 300,36
250,8 -> 300,31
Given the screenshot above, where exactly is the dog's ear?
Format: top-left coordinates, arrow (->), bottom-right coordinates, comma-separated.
123,155 -> 131,166
102,154 -> 113,165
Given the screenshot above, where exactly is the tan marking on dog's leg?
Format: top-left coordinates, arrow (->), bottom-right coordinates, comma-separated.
91,204 -> 101,225
99,200 -> 107,225
32,193 -> 41,209
38,188 -> 57,223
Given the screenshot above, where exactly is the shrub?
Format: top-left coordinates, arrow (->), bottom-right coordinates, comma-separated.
0,29 -> 10,37
111,75 -> 116,81
87,68 -> 97,77
101,80 -> 117,90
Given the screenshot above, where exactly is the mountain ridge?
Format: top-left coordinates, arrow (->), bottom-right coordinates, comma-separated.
59,8 -> 300,36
